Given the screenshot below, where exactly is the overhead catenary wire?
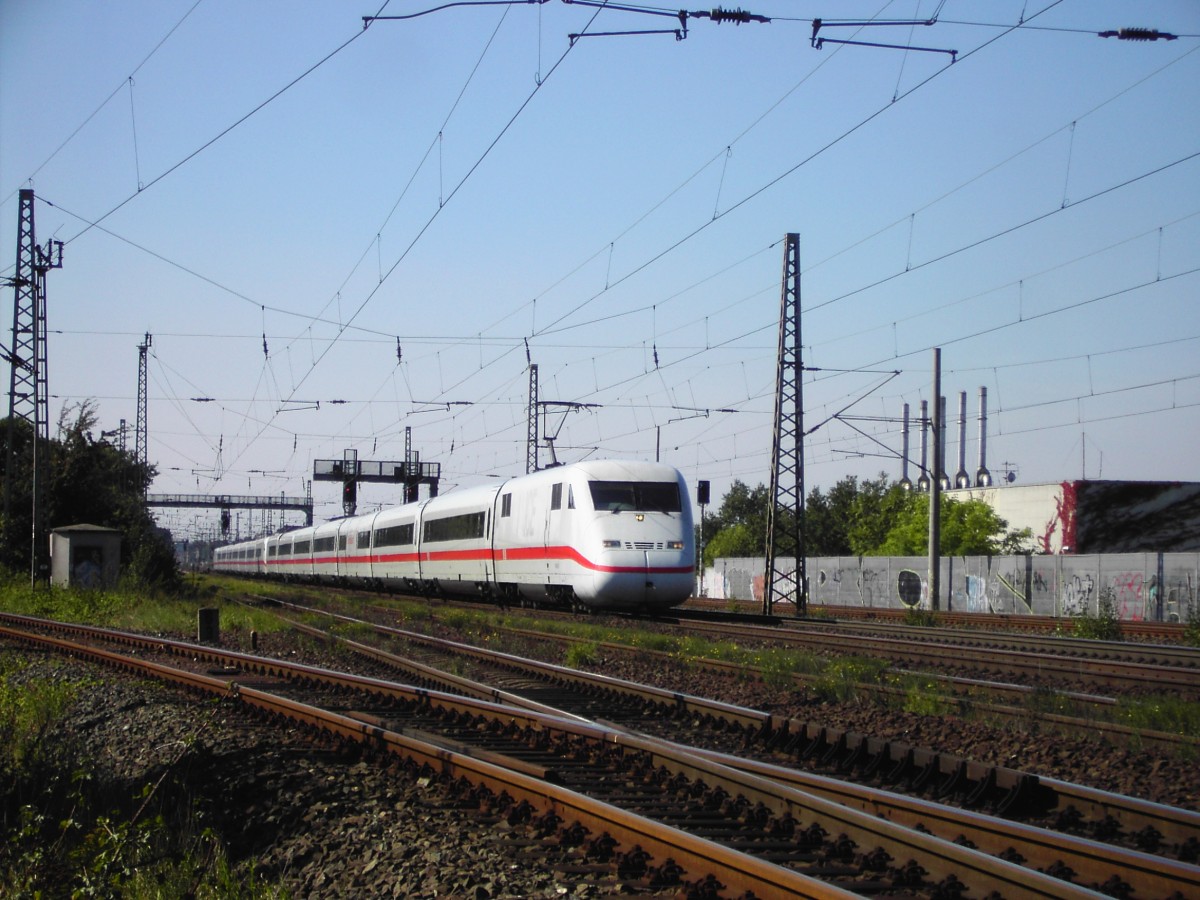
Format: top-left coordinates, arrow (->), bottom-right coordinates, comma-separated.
15,1 -> 1198,508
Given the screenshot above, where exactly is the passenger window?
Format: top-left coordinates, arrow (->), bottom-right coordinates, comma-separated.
501,493 -> 512,517
567,485 -> 575,509
551,483 -> 562,511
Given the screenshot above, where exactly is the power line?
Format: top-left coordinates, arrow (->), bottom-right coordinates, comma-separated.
0,0 -> 207,208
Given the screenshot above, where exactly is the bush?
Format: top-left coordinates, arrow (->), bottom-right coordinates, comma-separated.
1070,587 -> 1123,641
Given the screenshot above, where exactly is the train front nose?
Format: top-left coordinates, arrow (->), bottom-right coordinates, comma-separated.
591,547 -> 692,610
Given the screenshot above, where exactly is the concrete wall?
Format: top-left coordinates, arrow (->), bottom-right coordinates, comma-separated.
945,481 -> 1200,554
703,552 -> 1200,622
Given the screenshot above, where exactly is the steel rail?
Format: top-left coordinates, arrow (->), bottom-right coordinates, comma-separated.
0,621 -> 1115,898
258,604 -> 1200,871
686,622 -> 1200,694
663,739 -> 1200,898
754,604 -> 1189,642
0,622 -> 857,899
487,621 -> 1193,754
765,619 -> 1200,669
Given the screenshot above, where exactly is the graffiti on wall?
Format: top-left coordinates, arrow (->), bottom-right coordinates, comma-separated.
1108,571 -> 1148,621
897,570 -> 926,609
1163,572 -> 1194,623
706,553 -> 1198,622
859,568 -> 884,606
1060,573 -> 1095,617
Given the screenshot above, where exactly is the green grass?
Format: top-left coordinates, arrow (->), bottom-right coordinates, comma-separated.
903,608 -> 941,627
0,574 -> 291,643
891,673 -> 956,717
0,653 -> 84,779
0,650 -> 288,898
1115,694 -> 1200,739
564,641 -> 601,668
811,656 -> 891,703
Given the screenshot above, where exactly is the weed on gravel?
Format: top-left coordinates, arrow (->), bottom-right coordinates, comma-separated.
0,651 -> 286,898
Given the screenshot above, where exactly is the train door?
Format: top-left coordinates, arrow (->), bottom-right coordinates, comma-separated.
546,480 -> 564,561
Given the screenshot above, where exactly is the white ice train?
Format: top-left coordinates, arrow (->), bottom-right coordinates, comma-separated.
212,460 -> 695,612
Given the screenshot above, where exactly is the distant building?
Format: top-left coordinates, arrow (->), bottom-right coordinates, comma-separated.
945,481 -> 1200,554
49,524 -> 122,589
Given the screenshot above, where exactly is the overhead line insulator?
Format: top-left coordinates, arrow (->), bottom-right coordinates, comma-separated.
702,7 -> 770,25
1098,27 -> 1178,41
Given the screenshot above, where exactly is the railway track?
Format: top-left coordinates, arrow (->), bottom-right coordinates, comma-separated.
359,597 -> 1195,753
7,609 -> 1196,896
724,603 -> 1189,643
435,593 -> 1200,696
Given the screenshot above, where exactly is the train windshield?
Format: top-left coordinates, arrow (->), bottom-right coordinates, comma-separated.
589,480 -> 681,513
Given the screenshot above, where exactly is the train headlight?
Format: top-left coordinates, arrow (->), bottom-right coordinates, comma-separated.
666,541 -> 684,550
602,540 -> 621,549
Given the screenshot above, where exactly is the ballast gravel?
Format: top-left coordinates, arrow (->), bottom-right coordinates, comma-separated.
6,613 -> 1197,897
5,647 -> 666,899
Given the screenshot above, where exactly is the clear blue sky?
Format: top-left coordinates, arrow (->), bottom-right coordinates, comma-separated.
2,1 -> 1198,539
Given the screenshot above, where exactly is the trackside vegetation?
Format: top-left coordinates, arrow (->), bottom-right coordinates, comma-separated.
0,649 -> 287,898
361,601 -> 1200,742
0,577 -> 290,897
700,474 -> 1034,565
1,402 -> 181,591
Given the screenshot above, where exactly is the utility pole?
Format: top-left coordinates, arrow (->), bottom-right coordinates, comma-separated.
4,189 -> 62,584
929,348 -> 942,611
135,333 -> 152,485
765,233 -> 806,617
697,480 -> 710,597
526,363 -> 539,474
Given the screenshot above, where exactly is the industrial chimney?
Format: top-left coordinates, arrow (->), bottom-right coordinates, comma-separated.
937,395 -> 951,491
976,386 -> 992,487
900,403 -> 912,490
955,391 -> 971,488
916,399 -> 930,492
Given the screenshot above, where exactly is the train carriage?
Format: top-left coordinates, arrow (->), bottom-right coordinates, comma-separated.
415,485 -> 499,597
492,460 -> 693,610
368,503 -> 424,589
310,520 -> 342,579
212,459 -> 695,612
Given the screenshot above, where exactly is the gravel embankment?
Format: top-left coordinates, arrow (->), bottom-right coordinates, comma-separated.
6,617 -> 1197,897
3,645 -> 669,898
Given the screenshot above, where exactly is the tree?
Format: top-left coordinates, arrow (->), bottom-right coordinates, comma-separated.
702,523 -> 759,566
873,491 -> 1031,556
700,480 -> 771,567
805,475 -> 866,556
847,474 -> 910,556
1,400 -> 181,590
699,470 -> 1037,565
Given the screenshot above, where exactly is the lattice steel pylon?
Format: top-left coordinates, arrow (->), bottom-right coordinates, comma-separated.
526,363 -> 539,474
4,189 -> 61,582
764,233 -> 807,616
135,333 -> 151,476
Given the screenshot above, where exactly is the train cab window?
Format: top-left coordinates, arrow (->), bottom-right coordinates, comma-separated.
500,493 -> 512,517
551,483 -> 563,510
589,481 -> 682,513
